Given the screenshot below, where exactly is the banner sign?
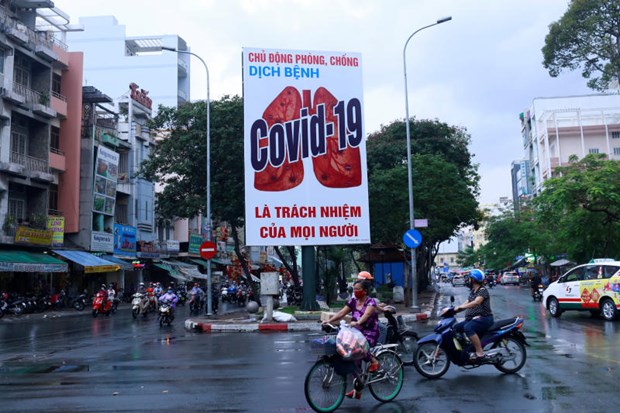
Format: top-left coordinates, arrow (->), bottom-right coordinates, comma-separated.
47,216 -> 65,247
15,226 -> 53,246
114,224 -> 137,256
93,145 -> 119,216
188,233 -> 203,255
242,47 -> 370,246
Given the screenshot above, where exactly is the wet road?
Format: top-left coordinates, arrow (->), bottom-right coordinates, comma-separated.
1,286 -> 619,412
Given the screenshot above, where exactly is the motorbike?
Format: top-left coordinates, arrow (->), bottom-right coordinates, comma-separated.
189,292 -> 203,316
5,296 -> 26,316
71,294 -> 88,311
381,306 -> 419,366
532,284 -> 544,302
92,291 -> 113,317
158,300 -> 174,327
50,290 -> 66,310
412,297 -> 528,379
286,285 -> 303,306
131,292 -> 150,319
176,288 -> 187,306
0,296 -> 7,318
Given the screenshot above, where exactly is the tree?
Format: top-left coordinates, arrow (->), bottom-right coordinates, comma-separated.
542,0 -> 620,91
532,153 -> 620,262
366,118 -> 481,291
140,96 -> 260,300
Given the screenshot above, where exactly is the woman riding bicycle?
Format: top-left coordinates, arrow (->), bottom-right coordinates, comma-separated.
322,277 -> 381,399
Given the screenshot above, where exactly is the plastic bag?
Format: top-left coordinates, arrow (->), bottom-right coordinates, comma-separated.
336,326 -> 369,360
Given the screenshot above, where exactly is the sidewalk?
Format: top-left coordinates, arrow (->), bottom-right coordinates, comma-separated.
184,289 -> 439,333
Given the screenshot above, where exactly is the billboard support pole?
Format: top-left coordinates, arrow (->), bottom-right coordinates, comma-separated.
301,246 -> 319,311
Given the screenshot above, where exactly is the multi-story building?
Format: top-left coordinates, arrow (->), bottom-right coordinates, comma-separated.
519,94 -> 620,199
0,1 -> 82,290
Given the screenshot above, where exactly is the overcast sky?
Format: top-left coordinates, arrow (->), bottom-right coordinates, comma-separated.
55,0 -> 593,204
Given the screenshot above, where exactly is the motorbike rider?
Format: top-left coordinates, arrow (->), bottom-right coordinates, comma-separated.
98,284 -> 109,308
159,287 -> 179,317
189,282 -> 205,309
154,282 -> 163,297
453,268 -> 494,361
530,272 -> 542,296
322,279 -> 381,399
137,282 -> 147,294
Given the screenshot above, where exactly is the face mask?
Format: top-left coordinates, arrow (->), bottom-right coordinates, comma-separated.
354,290 -> 365,300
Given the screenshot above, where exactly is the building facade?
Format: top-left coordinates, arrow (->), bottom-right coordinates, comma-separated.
519,94 -> 620,198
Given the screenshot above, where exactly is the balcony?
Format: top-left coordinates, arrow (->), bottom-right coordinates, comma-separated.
51,39 -> 69,69
49,147 -> 65,172
0,13 -> 59,62
10,151 -> 53,182
1,82 -> 27,105
10,83 -> 57,118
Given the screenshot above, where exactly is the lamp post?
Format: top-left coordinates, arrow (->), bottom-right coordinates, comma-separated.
403,16 -> 451,310
162,46 -> 213,316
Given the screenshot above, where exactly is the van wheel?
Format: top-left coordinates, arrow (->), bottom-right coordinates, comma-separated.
600,299 -> 618,321
548,297 -> 562,318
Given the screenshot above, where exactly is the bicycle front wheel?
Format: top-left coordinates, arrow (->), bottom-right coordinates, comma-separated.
368,350 -> 404,402
304,359 -> 347,413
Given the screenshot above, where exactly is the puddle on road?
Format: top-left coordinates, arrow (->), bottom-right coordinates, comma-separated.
0,364 -> 89,374
541,385 -> 573,400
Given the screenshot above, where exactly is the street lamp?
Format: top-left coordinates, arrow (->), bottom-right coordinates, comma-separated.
162,46 -> 213,316
403,16 -> 451,310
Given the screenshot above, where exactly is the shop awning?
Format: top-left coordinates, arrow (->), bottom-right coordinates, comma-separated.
211,257 -> 232,265
0,250 -> 68,273
101,255 -> 134,271
165,259 -> 207,280
153,262 -> 188,281
52,250 -> 120,274
189,258 -> 212,268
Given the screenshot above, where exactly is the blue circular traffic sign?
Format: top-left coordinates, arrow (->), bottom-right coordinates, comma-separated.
403,229 -> 422,249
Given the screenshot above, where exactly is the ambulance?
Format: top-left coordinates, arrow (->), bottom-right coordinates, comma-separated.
542,259 -> 620,321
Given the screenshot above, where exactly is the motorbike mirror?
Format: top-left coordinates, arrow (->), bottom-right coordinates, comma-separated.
450,295 -> 455,303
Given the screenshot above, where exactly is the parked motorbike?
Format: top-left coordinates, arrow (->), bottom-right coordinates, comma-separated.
131,292 -> 150,319
50,290 -> 66,310
0,297 -> 7,318
158,300 -> 174,327
532,284 -> 544,302
413,297 -> 528,379
71,294 -> 88,311
5,296 -> 26,316
381,306 -> 419,366
92,291 -> 113,317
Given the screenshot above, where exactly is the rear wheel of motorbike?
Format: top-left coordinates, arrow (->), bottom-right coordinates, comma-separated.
92,309 -> 98,318
75,302 -> 85,311
368,350 -> 404,402
547,297 -> 562,318
395,331 -> 418,366
12,306 -> 24,316
413,341 -> 450,379
159,317 -> 165,327
132,308 -> 139,319
304,359 -> 346,413
493,337 -> 526,374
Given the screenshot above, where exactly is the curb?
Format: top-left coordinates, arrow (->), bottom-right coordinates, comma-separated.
184,309 -> 431,333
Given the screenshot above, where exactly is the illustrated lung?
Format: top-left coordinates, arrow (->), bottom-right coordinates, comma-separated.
254,86 -> 305,191
310,87 -> 361,188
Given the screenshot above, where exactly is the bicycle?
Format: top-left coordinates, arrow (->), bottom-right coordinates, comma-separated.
304,323 -> 404,413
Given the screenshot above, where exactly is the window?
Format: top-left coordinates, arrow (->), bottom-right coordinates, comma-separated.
584,265 -> 601,280
614,147 -> 620,156
50,126 -> 60,151
562,266 -> 585,283
602,265 -> 620,279
52,74 -> 61,95
13,53 -> 31,88
0,48 -> 4,74
49,185 -> 58,213
8,198 -> 25,221
588,148 -> 600,154
612,131 -> 620,139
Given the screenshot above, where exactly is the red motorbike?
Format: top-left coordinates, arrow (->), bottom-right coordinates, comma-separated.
92,291 -> 112,317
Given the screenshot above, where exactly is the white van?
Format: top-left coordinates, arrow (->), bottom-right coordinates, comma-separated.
542,260 -> 620,321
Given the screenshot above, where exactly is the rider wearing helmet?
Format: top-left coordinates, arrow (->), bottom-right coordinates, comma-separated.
453,269 -> 494,361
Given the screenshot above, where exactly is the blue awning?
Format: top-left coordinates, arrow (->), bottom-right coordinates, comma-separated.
52,250 -> 120,274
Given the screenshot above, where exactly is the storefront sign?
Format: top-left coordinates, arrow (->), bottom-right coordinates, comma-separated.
137,240 -> 160,259
93,146 -> 119,217
114,224 -> 136,256
188,233 -> 203,255
129,82 -> 153,109
91,231 -> 114,253
47,216 -> 65,247
15,226 -> 53,246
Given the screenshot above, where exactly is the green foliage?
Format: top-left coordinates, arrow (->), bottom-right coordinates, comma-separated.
542,0 -> 620,91
140,96 -> 244,227
366,118 -> 480,246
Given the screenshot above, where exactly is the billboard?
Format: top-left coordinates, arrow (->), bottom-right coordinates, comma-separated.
243,47 -> 370,246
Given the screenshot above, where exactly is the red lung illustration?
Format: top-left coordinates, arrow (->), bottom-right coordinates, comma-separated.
254,86 -> 304,191
311,87 -> 361,188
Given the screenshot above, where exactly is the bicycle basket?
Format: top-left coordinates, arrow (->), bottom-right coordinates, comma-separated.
310,335 -> 338,355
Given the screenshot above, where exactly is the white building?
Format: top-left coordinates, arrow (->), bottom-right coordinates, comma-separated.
65,16 -> 189,110
520,94 -> 620,197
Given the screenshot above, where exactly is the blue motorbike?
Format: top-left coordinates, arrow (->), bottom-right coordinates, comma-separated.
413,298 -> 528,379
